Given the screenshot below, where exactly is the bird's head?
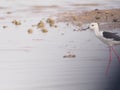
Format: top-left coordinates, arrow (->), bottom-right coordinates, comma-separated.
89,23 -> 99,31
81,23 -> 99,31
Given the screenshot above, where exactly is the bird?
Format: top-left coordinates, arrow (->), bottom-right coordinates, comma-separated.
81,22 -> 120,75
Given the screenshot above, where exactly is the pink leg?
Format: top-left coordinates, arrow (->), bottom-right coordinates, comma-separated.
106,46 -> 112,75
111,46 -> 120,63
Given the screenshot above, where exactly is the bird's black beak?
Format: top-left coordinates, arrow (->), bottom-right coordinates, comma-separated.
81,27 -> 89,31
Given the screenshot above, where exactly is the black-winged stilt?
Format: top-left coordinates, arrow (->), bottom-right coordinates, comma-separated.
82,23 -> 120,74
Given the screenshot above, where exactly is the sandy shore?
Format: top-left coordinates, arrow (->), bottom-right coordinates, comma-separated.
0,5 -> 120,32
56,8 -> 120,30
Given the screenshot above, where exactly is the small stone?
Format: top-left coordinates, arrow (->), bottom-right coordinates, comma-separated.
66,23 -> 69,26
41,28 -> 48,33
46,18 -> 55,27
54,25 -> 58,28
71,54 -> 76,58
3,25 -> 8,28
95,9 -> 99,11
28,29 -> 33,34
6,11 -> 12,14
63,54 -> 76,58
63,55 -> 67,58
37,21 -> 45,28
12,20 -> 21,25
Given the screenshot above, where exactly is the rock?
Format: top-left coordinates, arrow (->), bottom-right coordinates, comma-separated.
63,54 -> 76,58
46,18 -> 55,27
37,21 -> 45,28
28,29 -> 33,34
41,28 -> 48,33
12,20 -> 21,25
3,25 -> 8,29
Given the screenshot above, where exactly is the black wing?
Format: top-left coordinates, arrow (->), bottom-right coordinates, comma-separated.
103,31 -> 120,41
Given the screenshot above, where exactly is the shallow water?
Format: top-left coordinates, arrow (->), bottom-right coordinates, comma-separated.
0,24 -> 120,90
0,0 -> 120,90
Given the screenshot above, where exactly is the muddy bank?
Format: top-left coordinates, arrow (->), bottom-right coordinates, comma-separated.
56,9 -> 120,30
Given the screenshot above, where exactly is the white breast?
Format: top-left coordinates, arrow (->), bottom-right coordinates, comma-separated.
95,31 -> 120,46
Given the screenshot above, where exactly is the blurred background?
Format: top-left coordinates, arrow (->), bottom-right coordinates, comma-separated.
0,0 -> 120,90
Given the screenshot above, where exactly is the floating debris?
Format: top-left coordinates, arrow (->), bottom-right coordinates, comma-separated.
63,54 -> 76,58
3,25 -> 8,29
12,20 -> 21,25
66,23 -> 69,26
41,28 -> 48,33
37,21 -> 45,28
28,29 -> 33,34
6,11 -> 12,14
73,29 -> 79,31
54,25 -> 58,28
46,18 -> 55,27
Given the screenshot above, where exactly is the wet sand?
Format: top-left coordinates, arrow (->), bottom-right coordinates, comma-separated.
56,9 -> 120,30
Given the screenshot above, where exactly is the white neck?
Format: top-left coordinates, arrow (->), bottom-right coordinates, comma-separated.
94,26 -> 100,36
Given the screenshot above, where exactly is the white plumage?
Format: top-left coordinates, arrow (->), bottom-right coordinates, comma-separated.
82,23 -> 120,74
88,23 -> 120,46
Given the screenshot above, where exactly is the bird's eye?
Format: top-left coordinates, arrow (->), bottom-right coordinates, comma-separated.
91,25 -> 94,27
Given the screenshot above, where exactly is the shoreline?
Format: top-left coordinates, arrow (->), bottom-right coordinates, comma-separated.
56,8 -> 120,30
0,7 -> 120,31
